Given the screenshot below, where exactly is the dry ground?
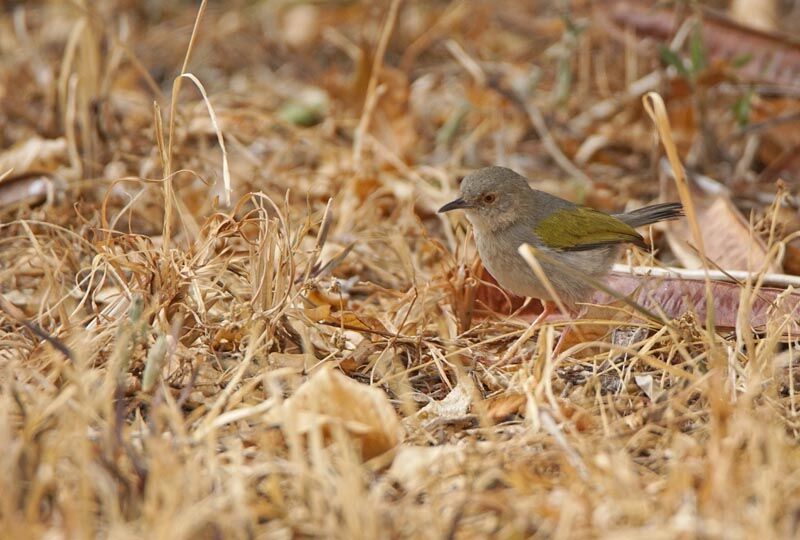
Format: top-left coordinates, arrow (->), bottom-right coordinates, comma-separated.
2,1 -> 800,538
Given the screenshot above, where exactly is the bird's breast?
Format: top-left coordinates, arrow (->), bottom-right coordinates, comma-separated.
472,225 -> 619,304
473,227 -> 551,299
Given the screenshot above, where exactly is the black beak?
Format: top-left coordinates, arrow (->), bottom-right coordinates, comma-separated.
438,197 -> 471,213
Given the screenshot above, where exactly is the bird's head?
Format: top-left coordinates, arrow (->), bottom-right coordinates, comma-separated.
438,166 -> 531,232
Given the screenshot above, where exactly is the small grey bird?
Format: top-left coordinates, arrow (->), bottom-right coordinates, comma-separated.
438,166 -> 683,325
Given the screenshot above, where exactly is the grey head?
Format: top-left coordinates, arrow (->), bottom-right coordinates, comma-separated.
438,166 -> 539,233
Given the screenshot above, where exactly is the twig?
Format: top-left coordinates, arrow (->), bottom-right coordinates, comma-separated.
163,0 -> 208,252
353,0 -> 403,171
500,86 -> 593,187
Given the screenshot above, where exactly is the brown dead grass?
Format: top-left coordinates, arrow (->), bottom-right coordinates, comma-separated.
2,1 -> 800,538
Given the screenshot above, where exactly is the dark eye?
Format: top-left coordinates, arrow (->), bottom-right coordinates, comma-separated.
483,193 -> 497,204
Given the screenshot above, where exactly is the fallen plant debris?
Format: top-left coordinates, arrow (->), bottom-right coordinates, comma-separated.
3,1 -> 800,538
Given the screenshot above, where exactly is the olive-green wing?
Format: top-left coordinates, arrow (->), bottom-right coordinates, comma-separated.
534,207 -> 646,251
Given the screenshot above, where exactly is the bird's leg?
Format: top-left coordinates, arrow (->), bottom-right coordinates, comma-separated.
500,300 -> 559,362
553,325 -> 572,356
552,306 -> 590,356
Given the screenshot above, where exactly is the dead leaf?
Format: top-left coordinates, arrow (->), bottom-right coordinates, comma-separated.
417,381 -> 472,421
729,0 -> 777,31
485,392 -> 527,423
757,142 -> 800,185
556,400 -> 597,432
784,243 -> 800,277
593,267 -> 800,335
324,311 -> 387,333
665,195 -> 780,273
596,0 -> 800,87
271,367 -> 403,461
0,172 -> 64,210
302,304 -> 331,322
0,137 -> 67,173
634,374 -> 659,402
268,353 -> 311,372
388,445 -> 467,490
474,268 -> 539,318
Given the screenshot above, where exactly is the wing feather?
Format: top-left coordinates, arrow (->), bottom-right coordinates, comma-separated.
534,207 -> 646,251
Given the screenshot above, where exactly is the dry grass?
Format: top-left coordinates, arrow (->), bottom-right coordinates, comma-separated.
2,1 -> 800,538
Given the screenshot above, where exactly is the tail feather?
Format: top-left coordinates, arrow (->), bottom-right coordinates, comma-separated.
615,202 -> 684,228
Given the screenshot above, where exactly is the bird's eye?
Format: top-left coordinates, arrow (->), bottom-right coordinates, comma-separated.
483,193 -> 497,204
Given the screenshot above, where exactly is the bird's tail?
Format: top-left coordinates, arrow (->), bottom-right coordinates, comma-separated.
616,202 -> 684,228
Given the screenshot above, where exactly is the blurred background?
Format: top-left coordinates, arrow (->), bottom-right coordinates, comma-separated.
3,0 -> 799,214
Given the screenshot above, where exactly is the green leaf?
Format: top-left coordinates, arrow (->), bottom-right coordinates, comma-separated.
435,103 -> 470,147
553,57 -> 573,105
732,53 -> 753,69
278,102 -> 325,127
733,88 -> 754,127
689,24 -> 707,73
659,45 -> 690,79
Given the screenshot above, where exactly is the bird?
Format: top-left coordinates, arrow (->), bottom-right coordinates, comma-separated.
438,165 -> 683,352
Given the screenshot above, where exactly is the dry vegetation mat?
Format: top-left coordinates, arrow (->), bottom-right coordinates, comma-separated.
2,0 -> 800,538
